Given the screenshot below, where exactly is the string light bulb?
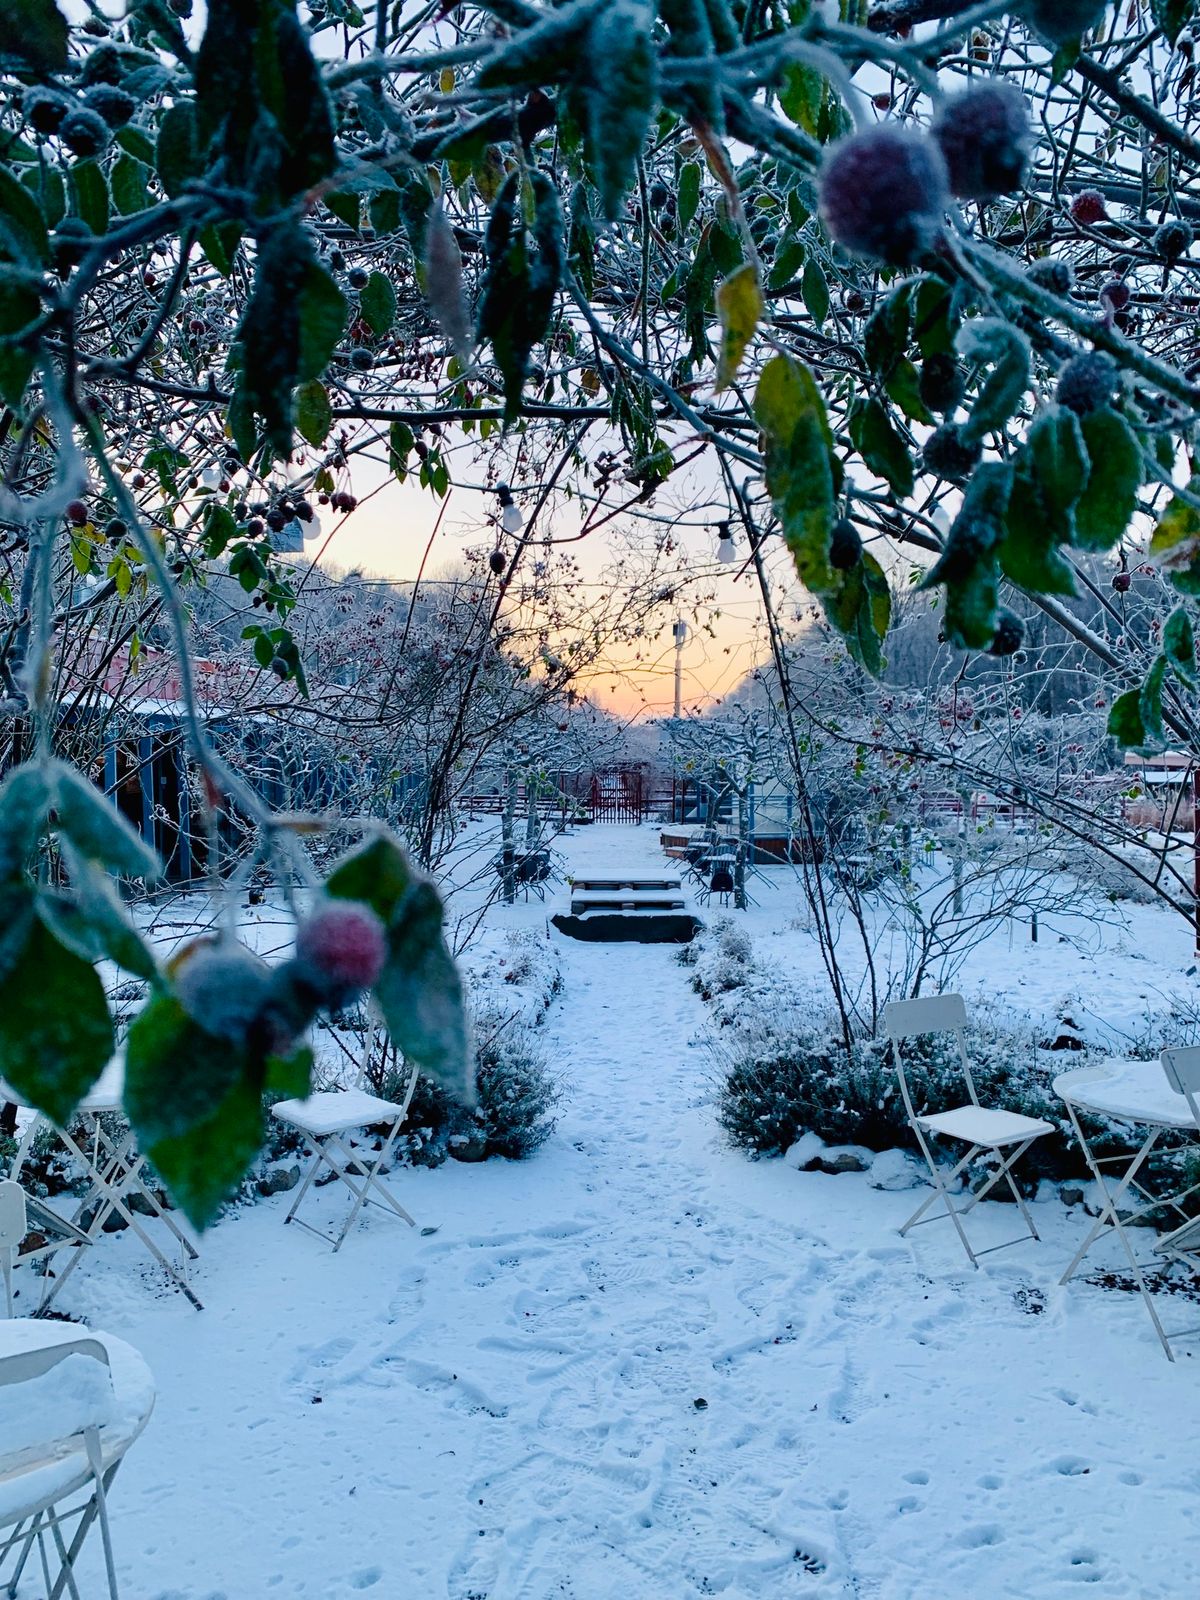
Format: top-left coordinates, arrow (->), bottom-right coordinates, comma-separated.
716,521 -> 736,564
497,483 -> 524,533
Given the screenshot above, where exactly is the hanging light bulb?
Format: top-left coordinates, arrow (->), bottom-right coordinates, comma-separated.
497,483 -> 524,533
716,521 -> 736,564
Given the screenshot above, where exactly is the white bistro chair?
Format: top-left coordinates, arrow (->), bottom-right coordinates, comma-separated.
1152,1045 -> 1200,1290
271,1043 -> 421,1252
885,994 -> 1055,1267
0,1323 -> 154,1600
0,1182 -> 25,1318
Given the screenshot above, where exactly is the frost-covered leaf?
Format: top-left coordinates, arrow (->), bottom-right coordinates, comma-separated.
1075,409 -> 1142,551
754,353 -> 835,597
0,0 -> 68,72
715,263 -> 762,391
1163,607 -> 1197,687
920,461 -> 1011,650
957,318 -> 1031,442
582,0 -> 658,224
295,379 -> 332,447
0,910 -> 113,1126
849,398 -> 913,498
359,271 -> 396,336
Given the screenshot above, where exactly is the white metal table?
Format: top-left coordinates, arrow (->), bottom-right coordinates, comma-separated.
2,1060 -> 202,1313
0,1318 -> 155,1599
1055,1059 -> 1200,1360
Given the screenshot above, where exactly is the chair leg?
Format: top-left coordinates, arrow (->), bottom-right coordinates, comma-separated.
900,1130 -> 981,1268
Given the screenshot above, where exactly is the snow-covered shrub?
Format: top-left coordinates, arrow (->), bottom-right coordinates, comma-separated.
392,1013 -> 562,1165
712,994 -> 1106,1182
1055,843 -> 1166,906
689,918 -> 756,1002
472,1013 -> 562,1159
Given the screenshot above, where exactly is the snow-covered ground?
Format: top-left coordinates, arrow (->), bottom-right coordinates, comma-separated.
16,825 -> 1200,1598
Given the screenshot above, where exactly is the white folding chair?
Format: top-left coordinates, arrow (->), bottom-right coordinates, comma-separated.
885,994 -> 1054,1267
1152,1047 -> 1200,1301
0,1337 -> 123,1600
0,1181 -> 25,1318
271,1042 -> 421,1252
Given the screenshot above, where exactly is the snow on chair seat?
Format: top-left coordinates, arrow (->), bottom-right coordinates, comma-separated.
271,1087 -> 405,1139
884,993 -> 1053,1268
0,1322 -> 155,1600
270,1036 -> 420,1251
917,1106 -> 1054,1147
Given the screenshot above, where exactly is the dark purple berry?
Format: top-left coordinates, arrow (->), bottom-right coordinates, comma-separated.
488,549 -> 507,575
1070,189 -> 1107,225
23,86 -> 70,135
349,347 -> 374,371
104,518 -> 127,542
348,267 -> 370,289
59,107 -> 110,158
52,216 -> 94,270
294,501 -> 314,522
66,499 -> 88,527
1154,218 -> 1194,260
83,84 -> 136,129
1099,279 -> 1130,312
1028,257 -> 1074,294
818,125 -> 949,266
80,43 -> 124,85
1112,570 -> 1132,593
295,899 -> 388,1003
266,508 -> 287,532
922,424 -> 982,483
919,354 -> 965,416
1056,350 -> 1118,415
933,82 -> 1033,201
987,610 -> 1024,656
269,656 -> 291,679
174,940 -> 272,1041
829,518 -> 863,570
246,516 -> 265,537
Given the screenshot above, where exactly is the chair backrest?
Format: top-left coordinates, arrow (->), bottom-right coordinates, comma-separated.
883,993 -> 976,1118
1162,1046 -> 1200,1126
0,1338 -> 114,1476
0,1181 -> 26,1252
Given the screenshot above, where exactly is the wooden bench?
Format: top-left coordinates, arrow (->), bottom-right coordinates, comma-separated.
569,876 -> 686,914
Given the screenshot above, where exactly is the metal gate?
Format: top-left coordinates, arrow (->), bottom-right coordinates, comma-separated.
588,766 -> 649,823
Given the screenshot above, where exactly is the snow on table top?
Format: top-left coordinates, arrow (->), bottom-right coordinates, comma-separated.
1053,1058 -> 1200,1129
0,1056 -> 124,1117
0,1321 -> 154,1528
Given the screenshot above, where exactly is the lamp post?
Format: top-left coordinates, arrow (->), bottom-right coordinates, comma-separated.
672,618 -> 688,718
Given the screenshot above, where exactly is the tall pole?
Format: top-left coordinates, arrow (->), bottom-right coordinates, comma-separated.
673,619 -> 686,719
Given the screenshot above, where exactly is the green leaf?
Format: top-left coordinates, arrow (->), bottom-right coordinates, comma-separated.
111,154 -> 150,216
359,270 -> 396,337
69,160 -> 109,238
678,163 -> 702,231
0,762 -> 53,880
581,0 -> 658,223
1164,606 -> 1197,687
297,258 -> 348,382
920,461 -> 1011,650
388,420 -> 414,481
849,397 -> 914,497
39,859 -> 158,981
266,1042 -> 313,1099
324,190 -> 361,230
477,170 -> 564,424
146,1074 -> 264,1230
0,168 -> 49,266
51,760 -> 160,878
714,262 -> 762,391
125,990 -> 248,1149
1149,480 -> 1200,591
781,61 -> 826,136
1074,409 -> 1142,551
325,834 -> 471,1099
1140,654 -> 1168,747
0,283 -> 41,410
295,379 -> 332,447
753,353 -> 835,596
1026,404 -> 1088,535
157,102 -> 202,200
0,910 -> 113,1126
957,318 -> 1031,442
1152,0 -> 1195,45
198,221 -> 242,277
0,0 -> 68,72
824,550 -> 892,675
801,257 -> 829,329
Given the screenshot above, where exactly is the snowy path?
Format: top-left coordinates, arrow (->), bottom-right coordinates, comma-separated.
44,828 -> 1200,1598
